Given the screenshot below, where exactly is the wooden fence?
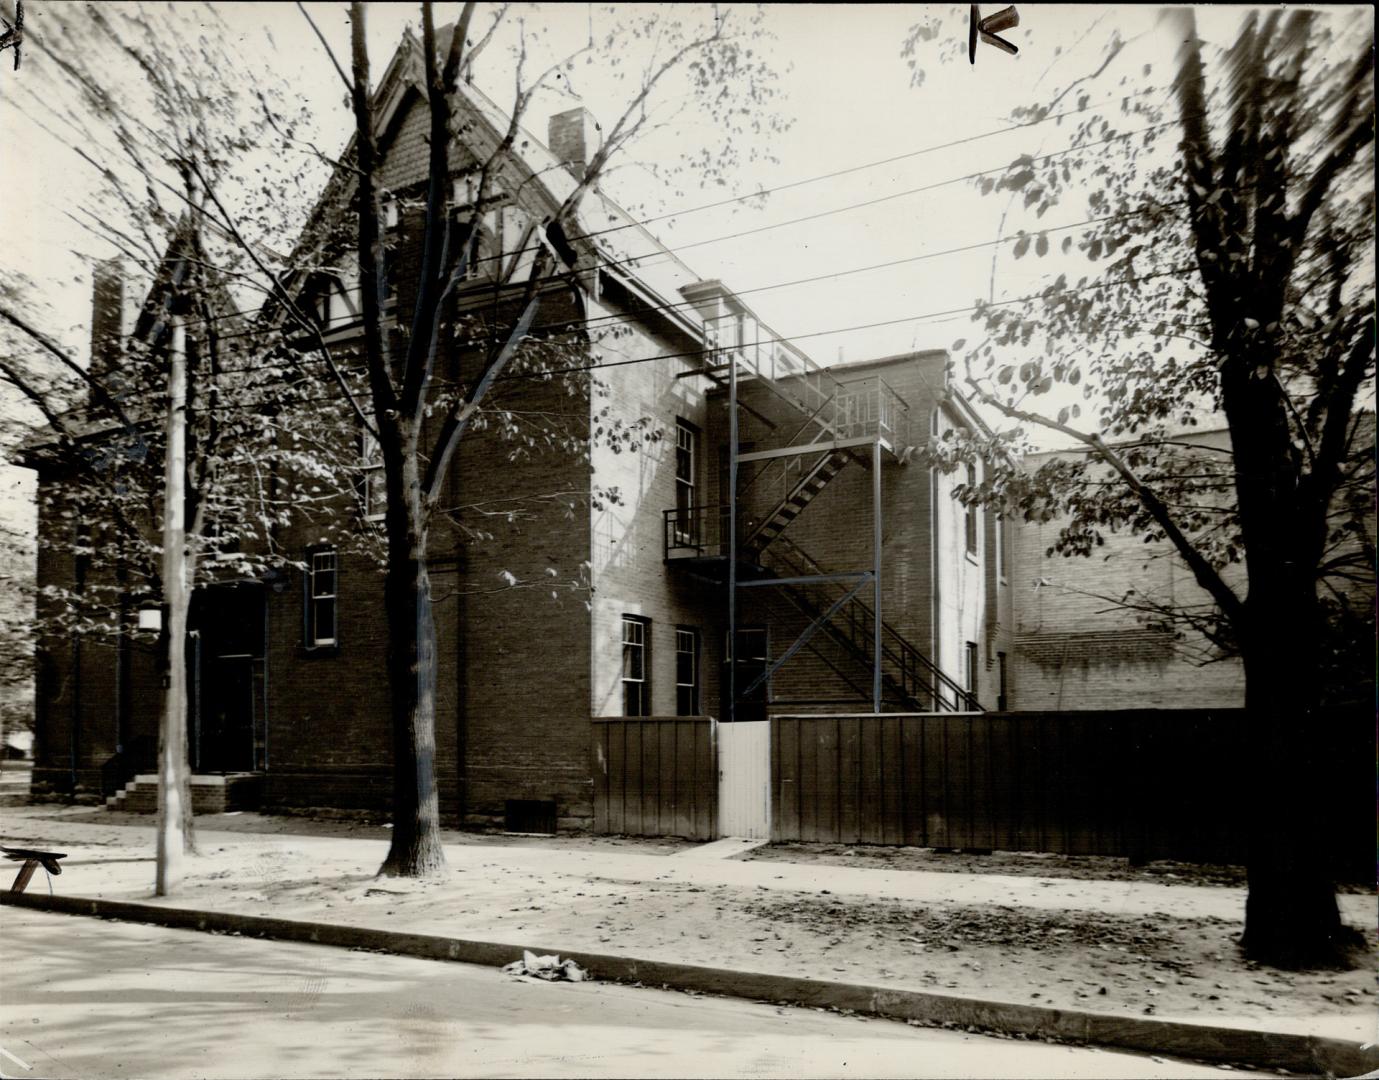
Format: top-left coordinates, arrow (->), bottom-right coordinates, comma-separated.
772,710 -> 1370,871
591,710 -> 1370,875
591,717 -> 717,840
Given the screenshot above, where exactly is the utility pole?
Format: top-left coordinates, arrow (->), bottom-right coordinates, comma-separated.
155,313 -> 190,896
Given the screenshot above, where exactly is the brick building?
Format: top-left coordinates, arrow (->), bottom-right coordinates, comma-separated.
1010,431 -> 1247,713
31,25 -> 1311,837
24,26 -> 1011,828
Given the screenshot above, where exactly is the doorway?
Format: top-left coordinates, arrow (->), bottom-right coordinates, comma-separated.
189,582 -> 267,773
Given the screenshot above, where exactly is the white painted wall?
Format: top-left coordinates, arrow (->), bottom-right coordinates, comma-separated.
587,293 -> 714,719
930,408 -> 987,707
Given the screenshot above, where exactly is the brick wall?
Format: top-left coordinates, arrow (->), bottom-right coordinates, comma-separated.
700,350 -> 1007,713
1010,436 -> 1246,711
30,467 -> 164,797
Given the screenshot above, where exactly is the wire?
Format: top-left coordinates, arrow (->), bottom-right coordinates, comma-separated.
135,188 -> 1197,379
19,258 -> 1207,429
182,262 -> 1199,416
573,82 -> 1181,242
102,106 -> 1202,344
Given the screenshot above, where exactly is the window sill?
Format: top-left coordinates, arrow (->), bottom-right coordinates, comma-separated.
965,551 -> 980,567
298,643 -> 341,660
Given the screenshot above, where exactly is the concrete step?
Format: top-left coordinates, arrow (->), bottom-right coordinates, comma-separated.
105,773 -> 262,815
0,767 -> 34,804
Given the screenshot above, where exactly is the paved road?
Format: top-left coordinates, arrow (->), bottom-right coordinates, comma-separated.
0,909 -> 1263,1079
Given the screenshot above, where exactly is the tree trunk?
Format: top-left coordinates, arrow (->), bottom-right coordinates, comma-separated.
1238,595 -> 1357,968
379,448 -> 447,877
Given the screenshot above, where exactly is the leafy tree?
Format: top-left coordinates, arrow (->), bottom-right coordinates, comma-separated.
4,0 -> 787,880
920,9 -> 1373,966
0,1 -> 360,891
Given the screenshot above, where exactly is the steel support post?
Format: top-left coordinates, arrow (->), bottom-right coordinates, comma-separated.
727,350 -> 738,723
873,439 -> 883,713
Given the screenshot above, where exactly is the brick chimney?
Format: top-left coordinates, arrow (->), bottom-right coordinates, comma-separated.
89,258 -> 127,405
548,107 -> 600,181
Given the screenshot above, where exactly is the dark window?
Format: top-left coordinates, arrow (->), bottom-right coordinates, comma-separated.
996,513 -> 1007,579
964,640 -> 978,709
675,627 -> 701,716
964,464 -> 980,555
305,549 -> 338,648
504,799 -> 556,835
622,616 -> 650,716
997,651 -> 1008,711
726,627 -> 768,722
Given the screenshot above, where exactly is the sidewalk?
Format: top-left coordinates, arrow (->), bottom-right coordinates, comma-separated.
2,804 -> 1374,1063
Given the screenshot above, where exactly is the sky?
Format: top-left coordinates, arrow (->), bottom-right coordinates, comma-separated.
0,4 -> 1195,359
0,2 -> 1369,486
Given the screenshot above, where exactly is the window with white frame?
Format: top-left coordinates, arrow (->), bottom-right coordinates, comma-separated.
674,419 -> 697,543
675,627 -> 700,716
622,616 -> 650,716
305,549 -> 338,648
360,430 -> 385,522
308,274 -> 362,330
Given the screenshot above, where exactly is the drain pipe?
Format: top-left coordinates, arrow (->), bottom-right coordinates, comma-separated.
928,407 -> 943,709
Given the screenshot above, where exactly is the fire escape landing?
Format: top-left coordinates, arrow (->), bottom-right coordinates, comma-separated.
664,340 -> 978,715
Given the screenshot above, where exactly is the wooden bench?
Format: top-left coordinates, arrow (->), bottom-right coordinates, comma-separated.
1,846 -> 66,893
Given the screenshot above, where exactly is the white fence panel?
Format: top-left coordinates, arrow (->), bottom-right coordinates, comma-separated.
717,719 -> 771,838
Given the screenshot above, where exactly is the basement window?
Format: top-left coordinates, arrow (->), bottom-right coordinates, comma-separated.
505,799 -> 557,835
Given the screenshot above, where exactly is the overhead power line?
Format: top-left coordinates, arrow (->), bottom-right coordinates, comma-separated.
94,97 -> 1196,342
183,263 -> 1202,416
129,107 -> 1204,348
183,194 -> 1192,382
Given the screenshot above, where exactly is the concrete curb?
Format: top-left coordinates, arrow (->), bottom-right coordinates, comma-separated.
4,890 -> 1373,1077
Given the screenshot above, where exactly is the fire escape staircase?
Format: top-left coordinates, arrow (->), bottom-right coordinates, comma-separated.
763,536 -> 980,712
742,448 -> 850,554
666,335 -> 974,712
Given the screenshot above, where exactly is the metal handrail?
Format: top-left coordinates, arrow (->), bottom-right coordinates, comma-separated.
767,535 -> 980,711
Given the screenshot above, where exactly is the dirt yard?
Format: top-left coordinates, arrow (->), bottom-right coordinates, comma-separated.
3,806 -> 1374,1042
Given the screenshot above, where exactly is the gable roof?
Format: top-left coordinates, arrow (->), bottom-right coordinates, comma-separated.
285,23 -> 708,342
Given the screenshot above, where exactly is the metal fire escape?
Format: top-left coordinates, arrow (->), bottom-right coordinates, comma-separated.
665,329 -> 978,718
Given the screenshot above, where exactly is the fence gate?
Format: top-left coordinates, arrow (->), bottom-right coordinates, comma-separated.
717,719 -> 771,838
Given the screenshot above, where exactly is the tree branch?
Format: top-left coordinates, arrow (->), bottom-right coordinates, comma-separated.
0,305 -> 145,447
966,374 -> 1247,627
296,0 -> 352,94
